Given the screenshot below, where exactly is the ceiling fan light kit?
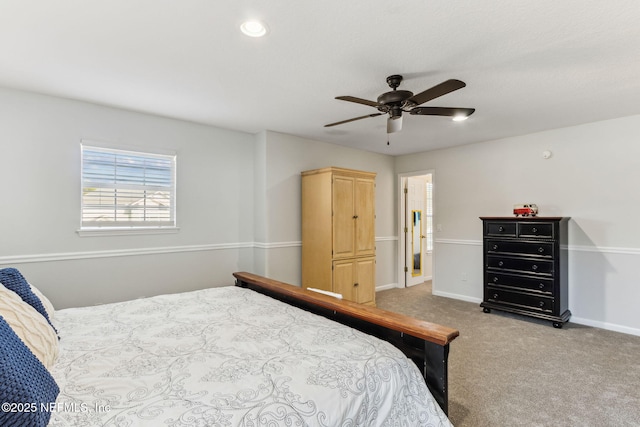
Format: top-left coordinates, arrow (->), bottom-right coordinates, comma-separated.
325,74 -> 475,134
387,115 -> 403,133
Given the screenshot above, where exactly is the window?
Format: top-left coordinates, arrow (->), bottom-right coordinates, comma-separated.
80,144 -> 176,230
425,181 -> 433,252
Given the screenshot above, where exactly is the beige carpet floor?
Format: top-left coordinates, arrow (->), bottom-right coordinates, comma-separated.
376,282 -> 640,427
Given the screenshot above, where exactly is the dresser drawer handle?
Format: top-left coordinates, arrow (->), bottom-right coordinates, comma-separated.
532,227 -> 538,233
493,244 -> 499,250
539,283 -> 545,289
493,277 -> 499,283
498,226 -> 504,232
353,282 -> 359,287
498,261 -> 504,267
539,301 -> 545,307
532,264 -> 538,271
538,247 -> 545,253
493,293 -> 499,299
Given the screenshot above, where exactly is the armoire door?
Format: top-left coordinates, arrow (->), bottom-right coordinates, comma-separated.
332,175 -> 355,258
333,258 -> 357,302
355,177 -> 376,257
355,257 -> 375,305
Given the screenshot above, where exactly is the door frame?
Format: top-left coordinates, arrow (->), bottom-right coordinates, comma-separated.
397,169 -> 435,288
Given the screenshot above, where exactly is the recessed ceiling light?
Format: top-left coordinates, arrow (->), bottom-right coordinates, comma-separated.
452,115 -> 469,122
240,20 -> 268,37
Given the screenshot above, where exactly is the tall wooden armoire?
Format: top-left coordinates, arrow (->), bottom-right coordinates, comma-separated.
301,167 -> 376,306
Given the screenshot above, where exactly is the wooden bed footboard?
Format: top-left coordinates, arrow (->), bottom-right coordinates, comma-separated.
233,272 -> 459,415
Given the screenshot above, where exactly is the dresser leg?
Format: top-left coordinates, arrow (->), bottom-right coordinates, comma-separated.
552,321 -> 563,328
483,307 -> 491,313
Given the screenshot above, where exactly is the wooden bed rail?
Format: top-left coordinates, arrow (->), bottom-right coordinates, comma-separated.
233,272 -> 459,414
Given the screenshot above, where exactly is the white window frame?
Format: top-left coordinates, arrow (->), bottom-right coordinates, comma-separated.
78,142 -> 178,236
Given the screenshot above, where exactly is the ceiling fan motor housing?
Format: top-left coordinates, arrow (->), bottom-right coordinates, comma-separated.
377,90 -> 413,107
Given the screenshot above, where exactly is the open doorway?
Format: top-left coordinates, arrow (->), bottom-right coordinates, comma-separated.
397,171 -> 433,290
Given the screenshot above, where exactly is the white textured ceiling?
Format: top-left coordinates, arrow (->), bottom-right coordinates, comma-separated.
2,1 -> 640,155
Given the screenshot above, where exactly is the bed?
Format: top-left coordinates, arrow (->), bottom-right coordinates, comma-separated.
0,268 -> 459,427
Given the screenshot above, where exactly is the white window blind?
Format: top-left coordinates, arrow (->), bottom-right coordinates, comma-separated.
81,145 -> 176,229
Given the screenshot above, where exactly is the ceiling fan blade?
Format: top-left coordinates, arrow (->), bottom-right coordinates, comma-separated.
387,116 -> 403,133
325,113 -> 383,127
405,79 -> 467,107
409,107 -> 475,118
335,96 -> 381,108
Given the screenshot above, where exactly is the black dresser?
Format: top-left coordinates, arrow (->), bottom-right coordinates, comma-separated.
480,217 -> 571,328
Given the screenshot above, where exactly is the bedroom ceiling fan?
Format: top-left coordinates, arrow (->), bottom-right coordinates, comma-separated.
325,75 -> 475,133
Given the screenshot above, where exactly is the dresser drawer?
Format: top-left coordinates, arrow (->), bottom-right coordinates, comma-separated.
486,239 -> 553,258
486,287 -> 554,313
518,222 -> 554,238
487,256 -> 554,275
486,272 -> 554,295
485,222 -> 516,237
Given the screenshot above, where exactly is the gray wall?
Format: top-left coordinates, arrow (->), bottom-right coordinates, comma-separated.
0,87 -> 255,308
0,87 -> 397,309
2,85 -> 638,336
395,114 -> 640,336
252,130 -> 397,287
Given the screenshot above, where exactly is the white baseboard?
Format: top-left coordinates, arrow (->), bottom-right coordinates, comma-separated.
434,292 -> 640,337
376,283 -> 399,292
433,290 -> 483,304
570,316 -> 640,337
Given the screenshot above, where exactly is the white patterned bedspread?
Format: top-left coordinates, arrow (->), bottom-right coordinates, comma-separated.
49,286 -> 452,427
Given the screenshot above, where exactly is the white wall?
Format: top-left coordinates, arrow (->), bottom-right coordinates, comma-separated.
0,87 -> 255,308
396,114 -> 640,336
